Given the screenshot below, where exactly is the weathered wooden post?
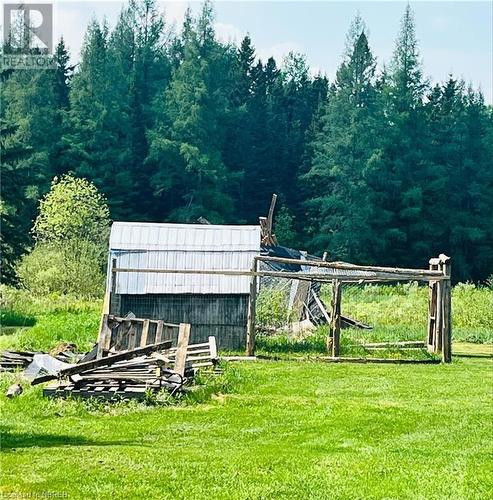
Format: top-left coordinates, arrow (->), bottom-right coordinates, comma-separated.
174,323 -> 191,377
427,257 -> 440,353
330,279 -> 342,357
246,258 -> 258,356
440,254 -> 452,363
97,258 -> 117,358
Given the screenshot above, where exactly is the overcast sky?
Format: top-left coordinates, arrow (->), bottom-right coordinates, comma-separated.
48,1 -> 493,103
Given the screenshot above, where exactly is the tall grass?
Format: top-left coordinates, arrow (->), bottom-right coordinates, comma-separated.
257,282 -> 492,355
0,285 -> 101,353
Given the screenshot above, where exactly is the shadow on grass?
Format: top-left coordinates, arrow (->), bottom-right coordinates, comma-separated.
0,429 -> 135,451
0,309 -> 36,329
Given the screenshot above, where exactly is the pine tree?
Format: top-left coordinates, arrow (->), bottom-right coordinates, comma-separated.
222,35 -> 257,221
65,20 -> 134,219
0,120 -> 33,282
147,1 -> 236,222
370,4 -> 432,267
303,21 -> 379,260
53,37 -> 73,109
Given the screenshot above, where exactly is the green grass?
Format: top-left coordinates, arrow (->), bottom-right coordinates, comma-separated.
337,282 -> 493,344
0,286 -> 101,353
1,357 -> 492,499
1,285 -> 492,498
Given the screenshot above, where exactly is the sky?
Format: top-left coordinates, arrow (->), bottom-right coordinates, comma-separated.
13,1 -> 493,102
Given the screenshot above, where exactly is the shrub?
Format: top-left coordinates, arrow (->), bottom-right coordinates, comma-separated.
16,239 -> 105,297
33,174 -> 110,245
256,287 -> 290,328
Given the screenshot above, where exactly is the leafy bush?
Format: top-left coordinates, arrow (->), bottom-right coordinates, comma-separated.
16,240 -> 105,297
33,174 -> 110,245
256,287 -> 291,328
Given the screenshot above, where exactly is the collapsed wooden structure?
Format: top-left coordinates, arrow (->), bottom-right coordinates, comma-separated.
245,253 -> 452,362
38,318 -> 219,400
109,252 -> 452,363
100,196 -> 452,364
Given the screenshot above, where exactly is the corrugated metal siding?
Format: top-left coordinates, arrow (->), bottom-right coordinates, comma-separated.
108,222 -> 260,295
110,222 -> 260,251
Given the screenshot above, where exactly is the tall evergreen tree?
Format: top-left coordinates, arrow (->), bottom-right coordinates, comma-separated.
369,4 -> 433,267
303,21 -> 379,260
65,20 -> 134,219
147,2 -> 236,222
0,120 -> 33,282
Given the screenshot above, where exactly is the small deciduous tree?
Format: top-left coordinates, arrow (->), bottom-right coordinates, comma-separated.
33,174 -> 110,245
17,174 -> 110,297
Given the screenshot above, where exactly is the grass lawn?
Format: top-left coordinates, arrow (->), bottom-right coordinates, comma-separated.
1,354 -> 493,499
1,285 -> 492,498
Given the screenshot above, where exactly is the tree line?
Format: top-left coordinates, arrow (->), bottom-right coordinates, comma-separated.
1,0 -> 492,284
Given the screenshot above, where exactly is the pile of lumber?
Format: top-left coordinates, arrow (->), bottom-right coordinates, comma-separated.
1,349 -> 76,373
40,336 -> 219,401
0,351 -> 36,372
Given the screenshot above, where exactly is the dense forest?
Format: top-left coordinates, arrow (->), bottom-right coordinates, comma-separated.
1,0 -> 492,284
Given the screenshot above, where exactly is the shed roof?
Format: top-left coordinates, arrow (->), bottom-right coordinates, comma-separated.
108,222 -> 261,295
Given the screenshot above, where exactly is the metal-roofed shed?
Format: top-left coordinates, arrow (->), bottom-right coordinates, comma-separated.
107,222 -> 261,349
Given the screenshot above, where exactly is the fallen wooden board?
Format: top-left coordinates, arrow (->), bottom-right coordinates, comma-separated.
349,341 -> 426,349
221,356 -> 257,362
31,340 -> 172,385
320,356 -> 440,364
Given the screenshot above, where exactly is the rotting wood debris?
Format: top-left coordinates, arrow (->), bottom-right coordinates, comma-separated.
2,320 -> 219,401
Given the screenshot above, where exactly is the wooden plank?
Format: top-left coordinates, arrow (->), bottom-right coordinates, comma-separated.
321,357 -> 440,364
140,319 -> 150,347
246,259 -> 258,356
209,336 -> 217,359
221,356 -> 257,361
174,323 -> 191,377
358,341 -> 425,349
155,321 -> 164,343
312,289 -> 331,323
330,280 -> 342,357
266,193 -> 277,235
97,258 -> 117,356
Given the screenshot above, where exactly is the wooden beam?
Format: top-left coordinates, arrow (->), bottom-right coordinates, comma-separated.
427,261 -> 439,352
140,319 -> 150,347
255,255 -> 444,278
209,336 -> 218,360
246,259 -> 258,356
31,340 -> 173,385
174,323 -> 191,377
311,289 -> 331,324
441,256 -> 452,363
330,280 -> 342,357
266,193 -> 277,234
111,267 -> 444,283
321,357 -> 440,364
